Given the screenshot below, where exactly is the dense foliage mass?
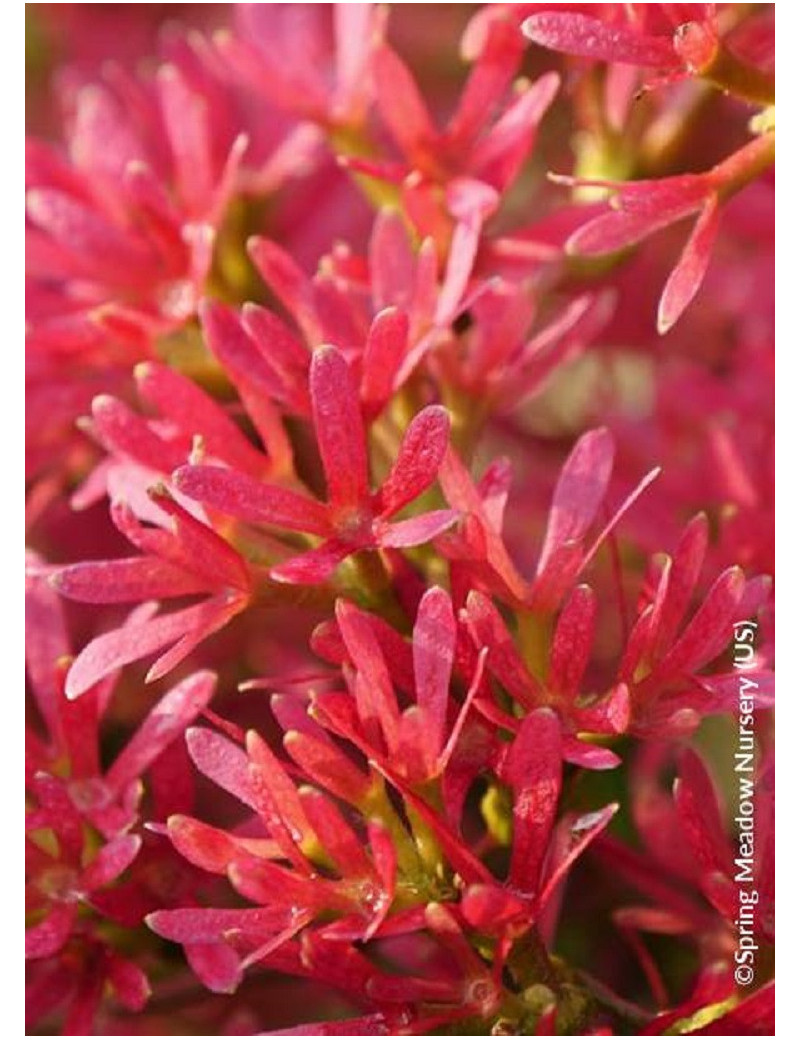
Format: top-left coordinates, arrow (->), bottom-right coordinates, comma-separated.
25,3 -> 774,1035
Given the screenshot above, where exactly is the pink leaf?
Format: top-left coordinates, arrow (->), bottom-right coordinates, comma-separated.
655,566 -> 745,678
89,393 -> 183,472
435,180 -> 499,324
185,726 -> 256,809
184,941 -> 243,994
657,195 -> 720,333
447,18 -> 523,150
247,237 -> 321,343
136,361 -> 268,478
471,71 -> 561,191
412,587 -> 456,759
378,509 -> 458,548
144,594 -> 247,684
269,539 -> 353,585
66,598 -> 231,699
25,558 -> 69,738
369,211 -> 416,312
148,906 -> 294,944
174,465 -> 331,537
26,187 -> 155,285
81,834 -> 141,891
537,428 -> 614,577
105,671 -> 217,793
106,956 -> 151,1011
157,63 -> 214,216
200,300 -> 289,406
522,13 -> 677,68
51,557 -> 210,604
242,302 -> 310,374
566,194 -> 704,257
377,406 -> 451,516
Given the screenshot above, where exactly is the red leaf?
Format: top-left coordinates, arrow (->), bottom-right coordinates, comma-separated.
166,814 -> 277,874
267,1016 -> 390,1036
361,307 -> 409,418
504,708 -> 562,897
147,487 -> 251,593
372,46 -> 436,162
184,941 -> 243,994
651,514 -> 709,659
548,584 -> 597,698
463,591 -> 543,707
539,804 -> 618,909
25,903 -> 76,959
562,738 -> 621,771
336,600 -> 400,751
201,300 -> 280,394
283,730 -> 370,806
310,346 -> 369,512
673,750 -> 731,877
51,557 -> 210,604
461,883 -> 530,933
246,730 -> 312,871
298,788 -> 372,879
